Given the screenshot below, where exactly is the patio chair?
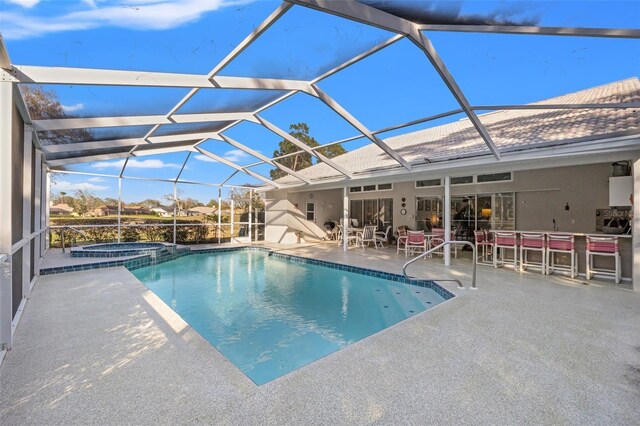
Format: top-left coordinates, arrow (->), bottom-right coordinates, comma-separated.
396,226 -> 408,254
350,218 -> 359,227
336,224 -> 358,246
405,230 -> 427,258
493,231 -> 518,269
375,225 -> 392,247
474,230 -> 493,265
357,225 -> 381,249
546,233 -> 577,278
586,235 -> 621,283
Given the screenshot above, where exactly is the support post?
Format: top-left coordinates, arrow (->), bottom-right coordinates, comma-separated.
117,177 -> 122,243
0,81 -> 13,352
444,176 -> 451,266
172,182 -> 177,244
231,197 -> 235,244
248,189 -> 253,243
633,158 -> 640,291
33,149 -> 42,273
343,186 -> 349,252
42,167 -> 49,253
22,125 -> 33,300
217,188 -> 222,244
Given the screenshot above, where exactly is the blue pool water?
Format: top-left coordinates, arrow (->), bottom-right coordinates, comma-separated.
131,250 -> 448,384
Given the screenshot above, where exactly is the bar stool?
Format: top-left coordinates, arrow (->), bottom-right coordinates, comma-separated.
519,232 -> 546,274
586,235 -> 621,283
493,231 -> 518,269
546,233 -> 577,278
474,230 -> 493,265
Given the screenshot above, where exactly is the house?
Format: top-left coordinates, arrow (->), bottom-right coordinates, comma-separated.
151,206 -> 173,218
121,204 -> 150,215
89,205 -> 117,217
49,203 -> 74,215
186,206 -> 217,217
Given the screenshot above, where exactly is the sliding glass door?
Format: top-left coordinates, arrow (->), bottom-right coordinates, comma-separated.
349,198 -> 393,231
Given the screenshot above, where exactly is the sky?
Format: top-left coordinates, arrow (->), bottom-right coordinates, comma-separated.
1,0 -> 639,203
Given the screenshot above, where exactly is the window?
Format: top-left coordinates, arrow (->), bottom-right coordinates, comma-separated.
350,183 -> 393,192
451,176 -> 473,185
477,172 -> 512,183
306,202 -> 315,221
416,179 -> 442,188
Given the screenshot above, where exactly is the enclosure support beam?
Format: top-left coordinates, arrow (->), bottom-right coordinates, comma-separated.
140,2 -> 293,144
444,176 -> 451,266
288,0 -> 501,160
117,178 -> 122,243
231,198 -> 235,244
172,183 -> 178,244
194,146 -> 281,188
22,125 -> 33,302
310,85 -> 412,170
217,188 -> 222,244
254,116 -> 353,178
249,189 -> 253,243
33,112 -> 259,132
33,149 -> 42,271
633,158 -> 640,291
343,187 -> 349,252
418,24 -> 640,39
0,80 -> 13,353
218,134 -> 312,184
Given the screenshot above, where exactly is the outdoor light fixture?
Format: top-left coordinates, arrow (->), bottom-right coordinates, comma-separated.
565,203 -> 570,211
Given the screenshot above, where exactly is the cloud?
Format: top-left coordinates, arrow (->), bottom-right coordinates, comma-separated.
194,149 -> 254,164
91,158 -> 182,169
87,176 -> 104,182
51,180 -> 108,191
194,154 -> 217,163
61,103 -> 84,113
2,0 -> 250,40
5,0 -> 40,8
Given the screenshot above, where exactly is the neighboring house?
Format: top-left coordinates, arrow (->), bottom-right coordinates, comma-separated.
186,206 -> 217,217
151,206 -> 173,218
122,205 -> 151,215
49,203 -> 74,215
89,205 -> 118,217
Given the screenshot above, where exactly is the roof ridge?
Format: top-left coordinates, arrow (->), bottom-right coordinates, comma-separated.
530,76 -> 639,105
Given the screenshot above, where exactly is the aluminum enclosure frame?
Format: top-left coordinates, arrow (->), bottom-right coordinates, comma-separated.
2,0 -> 639,191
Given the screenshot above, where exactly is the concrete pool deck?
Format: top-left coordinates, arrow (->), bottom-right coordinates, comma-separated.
1,243 -> 639,424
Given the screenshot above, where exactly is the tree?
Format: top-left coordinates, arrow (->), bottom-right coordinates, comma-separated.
51,191 -> 75,206
72,189 -> 102,215
269,123 -> 345,180
139,198 -> 162,209
21,86 -> 92,145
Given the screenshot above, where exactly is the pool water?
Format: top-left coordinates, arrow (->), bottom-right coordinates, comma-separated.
131,250 -> 447,385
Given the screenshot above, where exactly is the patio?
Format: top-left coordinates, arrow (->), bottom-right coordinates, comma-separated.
1,243 -> 639,424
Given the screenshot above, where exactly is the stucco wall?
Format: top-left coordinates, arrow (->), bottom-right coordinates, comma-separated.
265,162 -> 624,242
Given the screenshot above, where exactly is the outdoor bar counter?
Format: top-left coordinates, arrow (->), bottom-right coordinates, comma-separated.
497,231 -> 633,281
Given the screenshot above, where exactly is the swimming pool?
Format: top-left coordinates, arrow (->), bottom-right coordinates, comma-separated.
131,249 -> 451,384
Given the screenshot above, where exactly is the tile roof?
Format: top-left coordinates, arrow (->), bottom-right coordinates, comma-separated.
277,77 -> 640,184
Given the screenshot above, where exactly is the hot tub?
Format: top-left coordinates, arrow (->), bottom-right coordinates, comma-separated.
70,242 -> 175,258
